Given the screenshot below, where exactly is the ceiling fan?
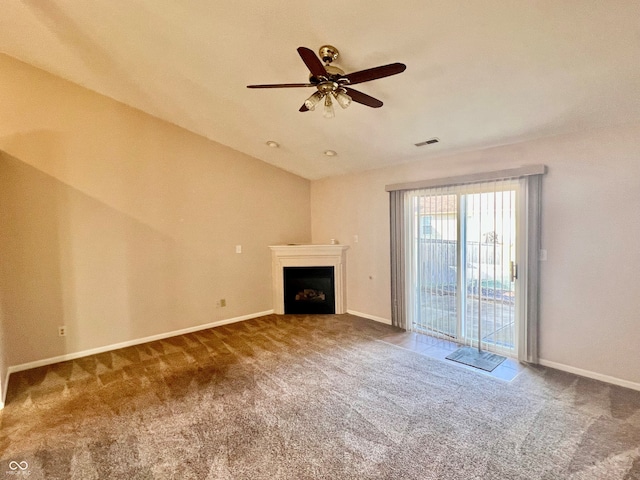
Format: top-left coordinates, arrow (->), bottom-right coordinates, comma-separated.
247,45 -> 406,118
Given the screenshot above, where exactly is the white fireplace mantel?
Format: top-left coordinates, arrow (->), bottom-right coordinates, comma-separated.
269,244 -> 349,314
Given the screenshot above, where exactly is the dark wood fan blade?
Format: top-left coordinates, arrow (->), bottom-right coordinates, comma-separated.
297,47 -> 327,78
344,87 -> 383,108
247,83 -> 315,88
299,104 -> 309,112
343,63 -> 406,85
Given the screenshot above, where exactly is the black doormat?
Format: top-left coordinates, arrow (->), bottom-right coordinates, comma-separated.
445,346 -> 506,372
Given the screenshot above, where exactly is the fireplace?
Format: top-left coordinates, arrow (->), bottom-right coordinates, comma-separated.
284,266 -> 335,314
269,244 -> 349,314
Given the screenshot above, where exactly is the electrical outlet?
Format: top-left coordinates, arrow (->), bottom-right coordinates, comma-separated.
58,326 -> 67,337
235,245 -> 242,254
220,298 -> 226,307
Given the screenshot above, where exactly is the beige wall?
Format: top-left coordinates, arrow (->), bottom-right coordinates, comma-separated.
0,54 -> 310,368
311,123 -> 640,385
0,299 -> 7,406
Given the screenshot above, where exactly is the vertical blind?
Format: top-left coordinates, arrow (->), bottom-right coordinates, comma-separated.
388,165 -> 545,363
406,179 -> 518,355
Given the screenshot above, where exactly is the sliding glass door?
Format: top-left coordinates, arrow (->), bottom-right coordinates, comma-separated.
406,180 -> 519,356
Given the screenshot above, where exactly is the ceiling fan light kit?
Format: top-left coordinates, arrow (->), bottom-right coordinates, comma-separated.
247,45 -> 406,117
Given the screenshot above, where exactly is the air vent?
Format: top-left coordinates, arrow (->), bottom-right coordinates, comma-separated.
415,138 -> 440,147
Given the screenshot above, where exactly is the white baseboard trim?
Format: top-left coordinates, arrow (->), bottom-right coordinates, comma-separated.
1,367 -> 10,409
6,310 -> 274,377
347,310 -> 392,325
0,386 -> 5,410
538,358 -> 640,392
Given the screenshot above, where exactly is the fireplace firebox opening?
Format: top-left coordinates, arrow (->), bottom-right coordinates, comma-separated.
283,266 -> 335,314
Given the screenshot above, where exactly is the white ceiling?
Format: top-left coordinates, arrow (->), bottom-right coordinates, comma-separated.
1,1 -> 640,180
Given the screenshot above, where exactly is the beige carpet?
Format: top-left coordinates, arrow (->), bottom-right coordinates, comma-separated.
1,314 -> 640,479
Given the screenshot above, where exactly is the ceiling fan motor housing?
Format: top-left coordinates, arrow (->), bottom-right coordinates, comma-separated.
309,46 -> 345,84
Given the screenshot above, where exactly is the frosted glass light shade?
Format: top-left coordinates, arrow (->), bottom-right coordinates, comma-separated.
333,91 -> 352,109
304,91 -> 324,110
323,94 -> 335,118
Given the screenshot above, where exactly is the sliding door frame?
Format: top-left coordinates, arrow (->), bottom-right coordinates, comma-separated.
388,165 -> 545,363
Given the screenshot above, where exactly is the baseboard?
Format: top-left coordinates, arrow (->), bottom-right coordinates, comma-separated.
538,358 -> 640,392
6,310 -> 274,377
347,310 -> 392,325
1,366 -> 10,409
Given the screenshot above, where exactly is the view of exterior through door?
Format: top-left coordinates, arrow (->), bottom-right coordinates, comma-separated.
406,180 -> 519,356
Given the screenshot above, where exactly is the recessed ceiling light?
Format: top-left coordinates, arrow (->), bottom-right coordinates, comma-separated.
266,140 -> 280,148
324,150 -> 337,157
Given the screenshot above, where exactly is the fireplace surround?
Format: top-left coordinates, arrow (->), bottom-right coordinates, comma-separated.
269,244 -> 348,314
